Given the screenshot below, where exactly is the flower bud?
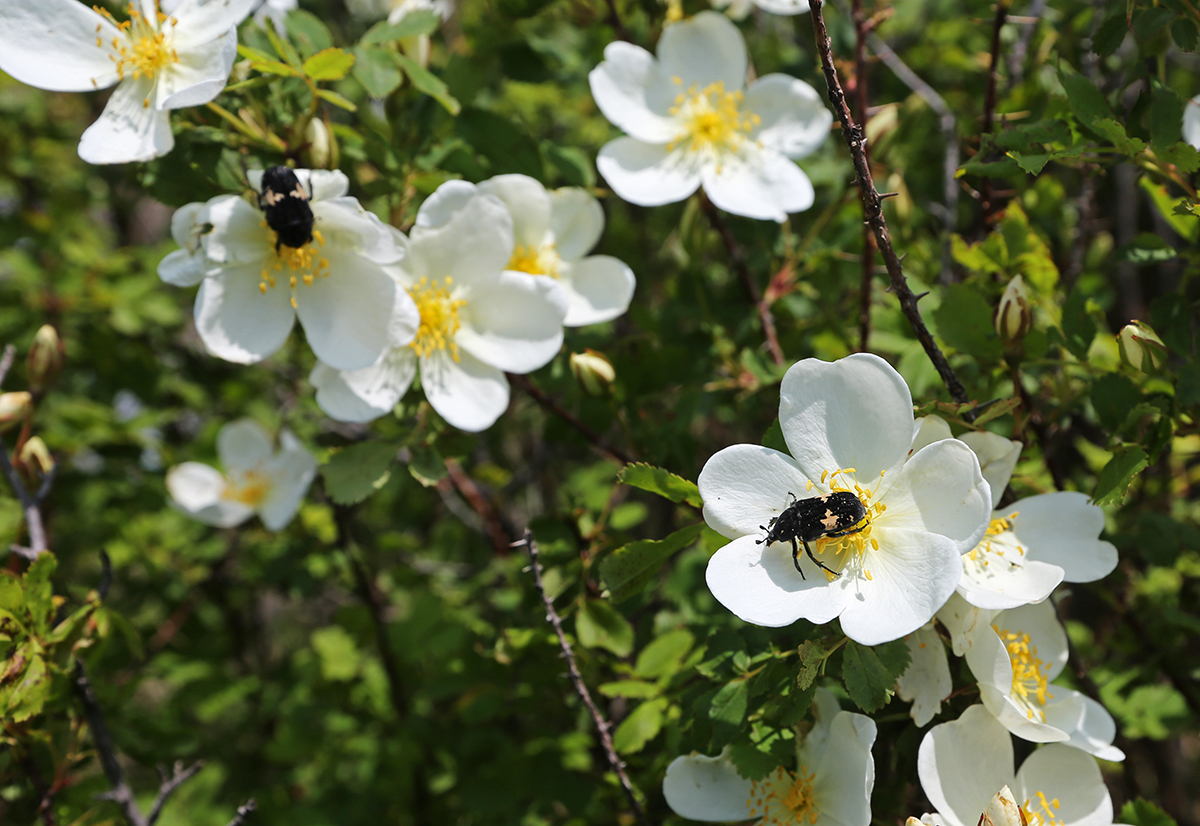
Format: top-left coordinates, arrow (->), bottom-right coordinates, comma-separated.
305,118 -> 332,169
570,349 -> 615,396
1118,320 -> 1167,372
994,276 -> 1032,345
980,786 -> 1026,826
18,436 -> 54,476
0,392 -> 32,431
27,324 -> 64,392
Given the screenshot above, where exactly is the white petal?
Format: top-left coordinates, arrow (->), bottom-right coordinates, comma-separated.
596,137 -> 702,207
307,169 -> 351,201
259,431 -> 317,530
158,249 -> 210,287
157,28 -> 237,109
754,0 -> 811,13
550,187 -> 605,261
910,415 -> 952,454
698,443 -> 810,539
936,592 -> 998,657
414,179 -> 478,229
957,551 -> 1064,611
809,712 -> 877,826
805,688 -> 844,764
958,432 -> 1022,509
994,600 -> 1068,680
917,706 -> 1015,826
1185,96 -> 1200,150
194,264 -> 295,364
587,41 -> 679,144
896,623 -> 952,727
560,255 -> 635,326
1013,744 -> 1112,826
779,354 -> 913,490
705,534 -> 849,628
0,0 -> 120,92
310,349 -> 417,423
407,193 -> 514,289
700,149 -> 815,221
657,11 -> 747,91
218,419 -> 274,470
314,197 -> 405,265
294,253 -> 401,371
881,439 -> 991,554
201,195 -> 269,264
166,462 -> 252,527
745,74 -> 831,159
840,526 -> 963,645
170,0 -> 256,48
1007,492 -> 1117,583
477,174 -> 552,250
78,78 -> 175,164
1062,695 -> 1124,762
662,751 -> 754,822
421,348 -> 511,432
457,270 -> 567,374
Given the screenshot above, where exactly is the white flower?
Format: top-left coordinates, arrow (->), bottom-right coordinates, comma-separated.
309,183 -> 569,432
698,354 -> 992,645
663,690 -> 875,825
166,419 -> 316,530
588,11 -> 832,221
158,168 -> 417,372
918,704 -> 1115,826
254,0 -> 297,34
957,600 -> 1124,761
343,0 -> 451,22
711,0 -> 809,20
896,621 -> 952,727
462,174 -> 636,326
1185,96 -> 1200,149
0,0 -> 253,164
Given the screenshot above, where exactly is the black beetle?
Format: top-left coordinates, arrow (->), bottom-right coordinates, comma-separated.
258,166 -> 314,252
756,491 -> 868,579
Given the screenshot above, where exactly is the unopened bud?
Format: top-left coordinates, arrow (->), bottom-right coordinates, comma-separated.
980,786 -> 1027,826
27,324 -> 64,392
18,436 -> 54,476
0,392 -> 32,431
994,276 -> 1033,345
305,118 -> 331,169
570,349 -> 615,396
1118,320 -> 1167,372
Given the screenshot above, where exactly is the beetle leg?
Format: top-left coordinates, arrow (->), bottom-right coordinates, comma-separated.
826,517 -> 869,538
789,537 -> 807,580
802,538 -> 840,578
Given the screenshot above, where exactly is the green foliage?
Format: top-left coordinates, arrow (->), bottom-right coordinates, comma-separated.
321,442 -> 397,504
841,640 -> 910,714
616,463 -> 703,508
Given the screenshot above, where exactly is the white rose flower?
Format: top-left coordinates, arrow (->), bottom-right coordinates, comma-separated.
166,419 -> 316,530
0,0 -> 254,164
919,705 -> 1115,826
711,0 -> 809,19
309,183 -> 569,432
698,354 -> 992,645
1185,96 -> 1200,149
896,621 -> 953,727
663,690 -> 875,825
588,11 -> 832,221
158,168 -> 417,372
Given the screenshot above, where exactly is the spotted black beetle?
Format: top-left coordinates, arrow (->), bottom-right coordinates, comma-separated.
258,166 -> 314,252
757,491 -> 868,579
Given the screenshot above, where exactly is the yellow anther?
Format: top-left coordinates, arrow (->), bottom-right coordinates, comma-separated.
223,470 -> 269,507
507,243 -> 562,278
666,81 -> 759,159
408,276 -> 467,361
996,626 -> 1054,722
747,765 -> 819,826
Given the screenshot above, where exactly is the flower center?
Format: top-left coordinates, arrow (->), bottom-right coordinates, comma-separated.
408,276 -> 466,361
507,243 -> 562,278
224,470 -> 269,507
259,229 -> 329,307
96,3 -> 180,91
1021,790 -> 1063,826
667,79 -> 761,157
747,765 -> 819,826
966,512 -> 1025,573
805,467 -> 886,580
996,626 -> 1054,721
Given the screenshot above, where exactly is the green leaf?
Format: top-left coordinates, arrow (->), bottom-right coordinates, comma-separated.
249,59 -> 302,77
316,88 -> 358,111
1149,84 -> 1184,150
23,553 -> 56,633
304,48 -> 355,81
1092,119 -> 1146,155
598,523 -> 704,603
286,10 -> 334,57
776,682 -> 815,726
352,45 -> 403,98
1116,232 -> 1177,264
795,640 -> 825,691
0,574 -> 22,612
634,629 -> 694,680
760,419 -> 788,454
1058,68 -> 1116,131
1093,13 -> 1129,56
320,442 -> 396,505
5,654 -> 47,723
237,44 -> 277,63
311,626 -> 361,681
597,679 -> 661,699
455,107 -> 542,177
932,283 -> 1003,361
1007,152 -> 1053,175
394,53 -> 461,114
544,144 -> 595,189
872,638 -> 912,679
1060,287 -> 1095,360
264,21 -> 302,67
617,463 -> 702,507
1092,373 -> 1143,431
1171,17 -> 1200,51
972,396 -> 1021,427
407,443 -> 447,488
841,641 -> 897,713
709,679 -> 749,744
1139,178 -> 1200,242
1177,361 -> 1200,408
575,598 -> 634,657
612,697 -> 667,754
361,10 -> 441,44
1092,446 -> 1148,506
728,740 -> 780,781
1120,800 -> 1178,826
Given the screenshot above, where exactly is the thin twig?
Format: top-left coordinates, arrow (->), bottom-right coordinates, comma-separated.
145,762 -> 205,826
1006,0 -> 1048,88
225,800 -> 257,826
519,530 -> 648,826
444,458 -> 511,556
979,0 -> 1009,224
808,0 -> 972,409
852,0 -> 875,352
700,198 -> 786,366
507,374 -> 635,465
603,0 -> 631,42
0,344 -> 50,556
74,661 -> 143,826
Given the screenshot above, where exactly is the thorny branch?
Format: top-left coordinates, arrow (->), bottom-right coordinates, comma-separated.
444,457 -> 511,555
808,0 -> 972,410
980,0 -> 1010,224
519,530 -> 648,826
508,373 -> 635,464
0,343 -> 50,558
225,800 -> 258,826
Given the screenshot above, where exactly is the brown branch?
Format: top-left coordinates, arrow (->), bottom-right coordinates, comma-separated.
700,198 -> 786,366
808,0 -> 972,410
225,800 -> 257,826
0,344 -> 50,557
852,0 -> 875,352
444,457 -> 511,556
603,0 -> 631,42
519,529 -> 648,826
145,762 -> 206,826
1006,0 -> 1048,88
979,0 -> 1010,224
508,374 -> 635,464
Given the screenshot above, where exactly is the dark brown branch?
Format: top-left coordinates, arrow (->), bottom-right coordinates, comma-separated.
852,0 -> 875,352
808,0 -> 972,409
700,198 -> 786,366
74,661 -> 141,826
979,0 -> 1010,224
444,457 -> 511,556
145,762 -> 206,826
225,800 -> 257,826
508,374 -> 635,465
0,344 -> 49,557
519,530 -> 648,826
603,0 -> 631,42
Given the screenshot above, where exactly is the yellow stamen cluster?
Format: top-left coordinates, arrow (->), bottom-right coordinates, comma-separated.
408,276 -> 467,361
667,79 -> 761,160
747,765 -> 819,826
223,470 -> 270,507
996,626 -> 1054,721
259,229 -> 330,308
804,467 -> 887,580
507,243 -> 562,278
1021,791 -> 1063,826
967,512 -> 1024,568
94,3 -> 179,101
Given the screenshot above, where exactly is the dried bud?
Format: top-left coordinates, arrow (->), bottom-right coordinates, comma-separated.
980,786 -> 1027,826
994,276 -> 1033,345
27,324 -> 64,392
570,349 -> 616,396
18,436 -> 54,476
1118,320 -> 1167,373
0,392 -> 32,431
